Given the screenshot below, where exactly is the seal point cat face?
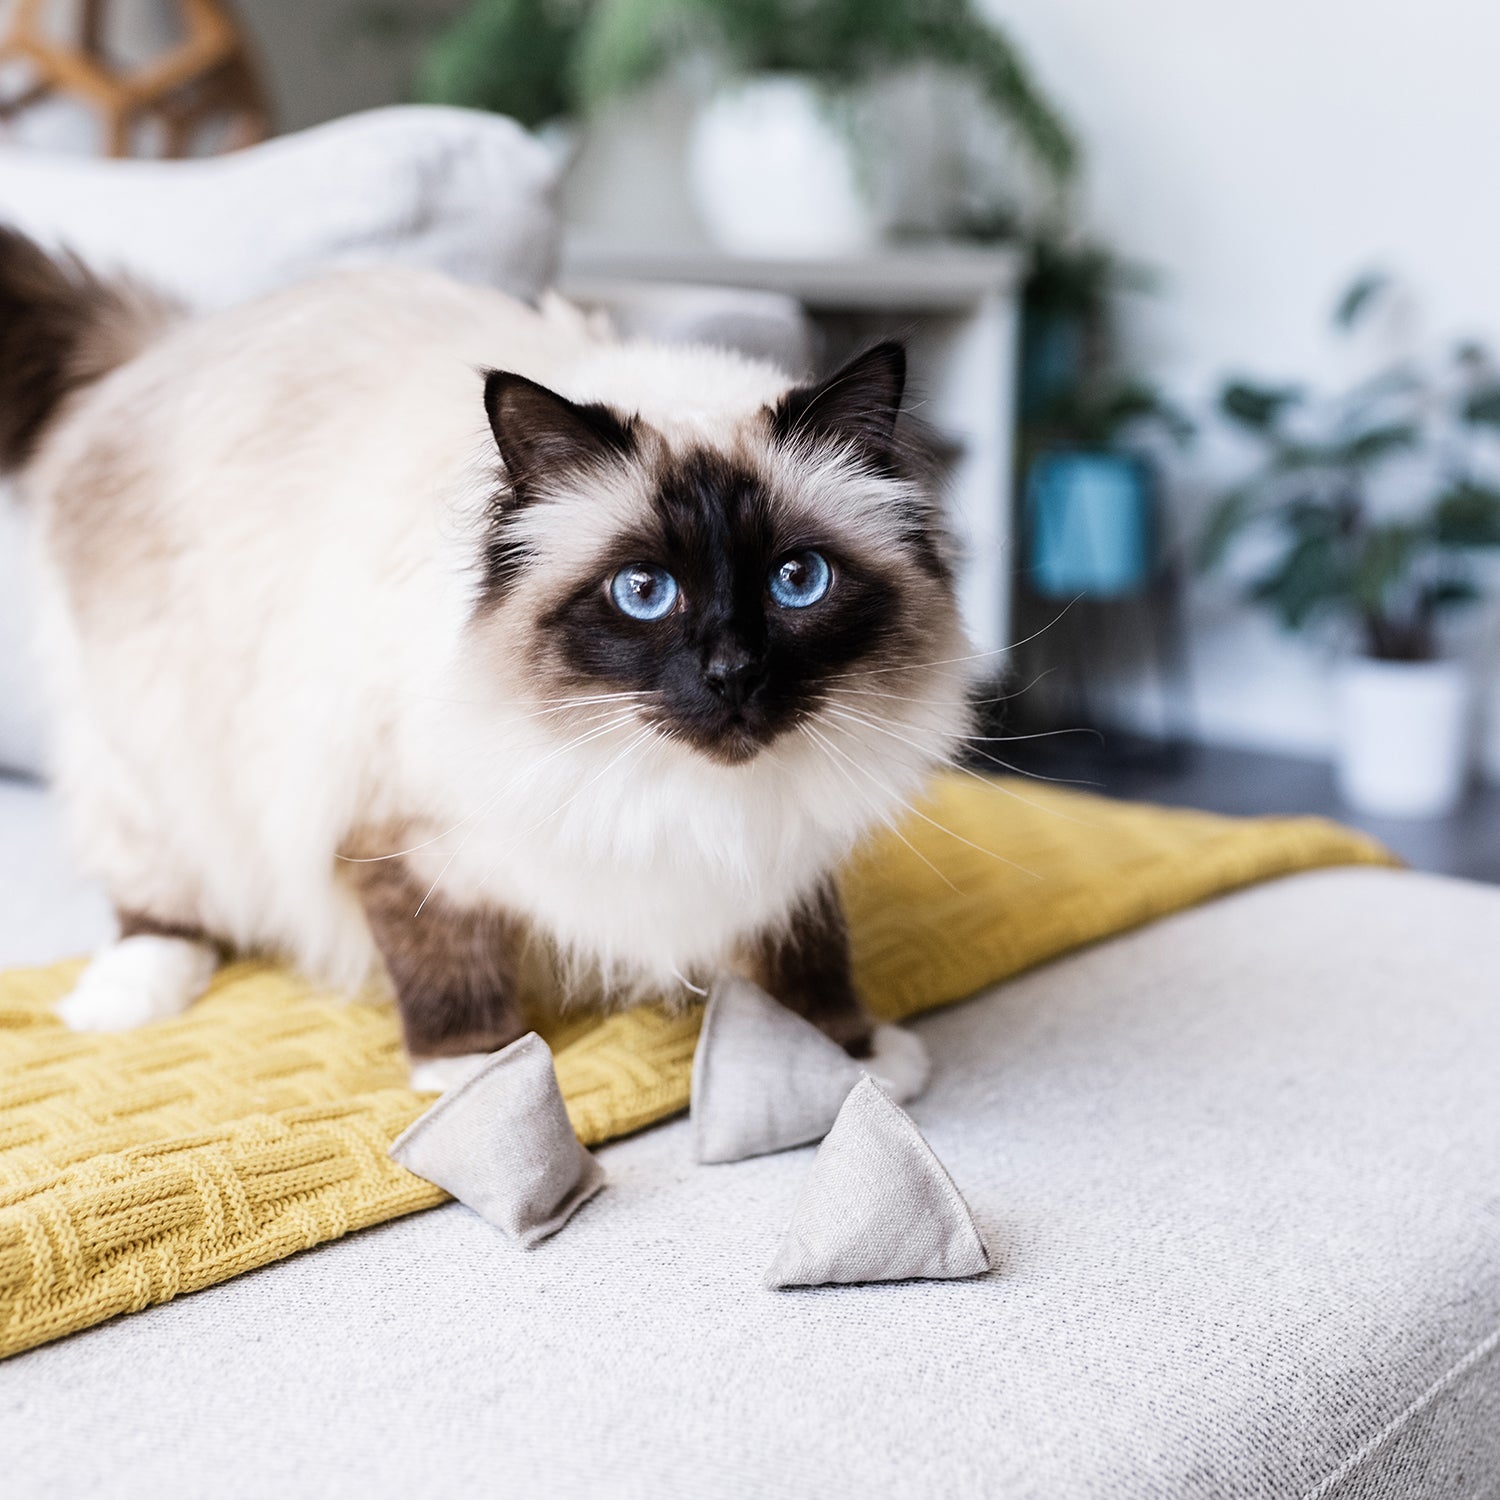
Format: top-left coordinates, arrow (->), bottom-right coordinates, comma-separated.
477,343 -> 964,767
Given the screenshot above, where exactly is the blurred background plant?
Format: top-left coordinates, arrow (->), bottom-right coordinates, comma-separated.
1017,238 -> 1185,438
415,0 -> 585,131
997,234 -> 1196,760
569,0 -> 1075,180
1195,274 -> 1500,817
406,0 -> 1076,179
1199,275 -> 1500,664
355,0 -> 1077,254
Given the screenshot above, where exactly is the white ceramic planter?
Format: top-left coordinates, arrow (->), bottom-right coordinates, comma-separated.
686,75 -> 879,258
1334,657 -> 1473,818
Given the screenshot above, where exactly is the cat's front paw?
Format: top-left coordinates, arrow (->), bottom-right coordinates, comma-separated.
864,1024 -> 931,1104
409,1052 -> 492,1094
56,936 -> 217,1032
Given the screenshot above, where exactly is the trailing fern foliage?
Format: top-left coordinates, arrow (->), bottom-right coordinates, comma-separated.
415,0 -> 1076,180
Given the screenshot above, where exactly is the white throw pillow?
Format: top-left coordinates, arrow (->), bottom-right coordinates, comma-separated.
0,104 -> 561,308
0,105 -> 562,778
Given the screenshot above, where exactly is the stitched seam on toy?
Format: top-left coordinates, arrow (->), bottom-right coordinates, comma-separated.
871,1075 -> 976,1237
1299,1318 -> 1500,1499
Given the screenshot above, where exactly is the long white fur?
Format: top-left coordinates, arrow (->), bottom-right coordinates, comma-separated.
25,268 -> 974,1015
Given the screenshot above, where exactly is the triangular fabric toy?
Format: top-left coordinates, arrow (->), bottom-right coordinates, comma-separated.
765,1076 -> 991,1289
691,976 -> 872,1164
389,1032 -> 605,1248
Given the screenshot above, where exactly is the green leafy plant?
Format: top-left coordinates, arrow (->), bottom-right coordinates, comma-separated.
413,0 -> 1076,179
1021,236 -> 1153,324
1031,375 -> 1193,452
1018,235 -> 1190,450
417,0 -> 589,129
1200,277 -> 1500,662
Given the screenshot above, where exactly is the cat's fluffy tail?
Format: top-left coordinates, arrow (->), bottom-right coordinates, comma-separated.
0,225 -> 180,473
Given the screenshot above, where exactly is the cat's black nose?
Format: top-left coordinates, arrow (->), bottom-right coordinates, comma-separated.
703,645 -> 766,708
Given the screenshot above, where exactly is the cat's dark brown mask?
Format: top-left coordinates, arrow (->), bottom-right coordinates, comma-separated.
477,343 -> 959,765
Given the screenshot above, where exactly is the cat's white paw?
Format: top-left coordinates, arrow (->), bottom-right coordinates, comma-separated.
409,1052 -> 492,1094
864,1024 -> 931,1104
56,936 -> 218,1033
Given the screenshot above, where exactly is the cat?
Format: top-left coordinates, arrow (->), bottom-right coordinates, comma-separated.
0,226 -> 973,1094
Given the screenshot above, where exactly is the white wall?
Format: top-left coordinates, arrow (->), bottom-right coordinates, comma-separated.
981,0 -> 1500,773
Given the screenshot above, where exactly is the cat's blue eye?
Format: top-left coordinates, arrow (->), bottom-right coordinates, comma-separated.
610,564 -> 679,621
768,550 -> 831,609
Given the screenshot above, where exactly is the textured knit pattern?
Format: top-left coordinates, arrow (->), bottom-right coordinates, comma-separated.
0,775 -> 1393,1356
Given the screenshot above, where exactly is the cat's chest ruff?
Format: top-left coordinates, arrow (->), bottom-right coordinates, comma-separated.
416,742 -> 849,976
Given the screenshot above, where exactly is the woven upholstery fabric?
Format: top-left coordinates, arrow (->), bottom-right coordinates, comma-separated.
0,774 -> 1392,1356
10,866 -> 1496,1499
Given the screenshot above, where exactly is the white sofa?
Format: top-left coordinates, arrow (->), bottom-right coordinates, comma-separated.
2,108 -> 1499,1499
1,777 -> 1498,1497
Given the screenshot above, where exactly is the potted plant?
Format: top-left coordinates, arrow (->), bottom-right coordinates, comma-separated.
1014,237 -> 1151,418
414,0 -> 1075,257
1025,377 -> 1193,600
414,0 -> 582,131
1016,238 -> 1191,600
1200,278 -> 1500,817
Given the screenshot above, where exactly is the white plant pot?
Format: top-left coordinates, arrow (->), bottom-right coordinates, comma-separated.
1334,657 -> 1473,818
687,76 -> 879,259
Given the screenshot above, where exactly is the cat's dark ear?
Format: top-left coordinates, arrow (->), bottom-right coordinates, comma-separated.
770,342 -> 907,461
483,370 -> 636,495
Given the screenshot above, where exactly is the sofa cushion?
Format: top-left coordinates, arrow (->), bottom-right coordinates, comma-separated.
2,865 -> 1497,1497
0,105 -> 560,310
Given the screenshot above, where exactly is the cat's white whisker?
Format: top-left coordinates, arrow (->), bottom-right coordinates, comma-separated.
798,724 -> 963,896
964,725 -> 1104,746
823,600 -> 1082,684
825,701 -> 1099,786
826,673 -> 1078,719
518,690 -> 648,710
401,689 -> 649,724
809,719 -> 1043,881
821,705 -> 1100,828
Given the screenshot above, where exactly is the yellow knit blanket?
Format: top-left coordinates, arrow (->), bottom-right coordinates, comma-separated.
0,775 -> 1392,1357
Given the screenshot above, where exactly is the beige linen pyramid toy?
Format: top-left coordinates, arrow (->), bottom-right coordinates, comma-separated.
765,1076 -> 991,1289
389,1032 -> 604,1247
690,976 -> 930,1164
692,977 -> 868,1163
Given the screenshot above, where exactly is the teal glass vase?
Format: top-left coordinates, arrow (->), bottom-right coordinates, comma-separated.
1025,450 -> 1155,600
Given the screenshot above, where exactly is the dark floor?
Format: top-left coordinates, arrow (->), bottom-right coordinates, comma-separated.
991,736 -> 1500,885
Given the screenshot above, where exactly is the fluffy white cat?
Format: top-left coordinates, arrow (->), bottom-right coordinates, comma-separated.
0,227 -> 971,1093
